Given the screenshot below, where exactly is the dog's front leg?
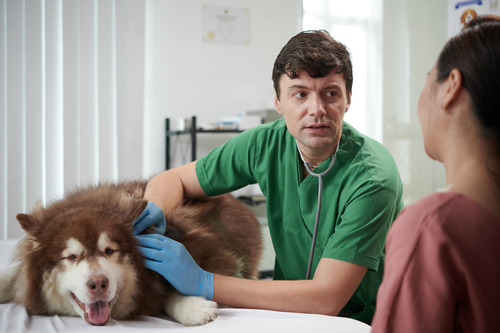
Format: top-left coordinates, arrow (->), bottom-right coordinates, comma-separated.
164,291 -> 218,326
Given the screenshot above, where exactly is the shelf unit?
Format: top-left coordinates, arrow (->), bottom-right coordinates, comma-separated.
165,115 -> 242,170
165,116 -> 273,278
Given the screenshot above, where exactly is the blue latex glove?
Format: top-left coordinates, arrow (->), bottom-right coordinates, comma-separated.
133,202 -> 167,235
136,233 -> 214,300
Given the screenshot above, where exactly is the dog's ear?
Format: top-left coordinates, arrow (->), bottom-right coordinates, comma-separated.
16,213 -> 39,233
116,193 -> 148,229
130,200 -> 148,222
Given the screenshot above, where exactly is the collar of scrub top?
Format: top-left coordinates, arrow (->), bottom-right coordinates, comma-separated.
296,139 -> 339,177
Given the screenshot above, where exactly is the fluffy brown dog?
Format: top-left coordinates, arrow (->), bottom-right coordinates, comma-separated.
0,181 -> 262,326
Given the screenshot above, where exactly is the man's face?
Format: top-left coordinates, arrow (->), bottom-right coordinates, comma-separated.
274,70 -> 351,158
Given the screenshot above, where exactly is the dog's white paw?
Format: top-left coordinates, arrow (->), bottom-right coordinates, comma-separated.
165,293 -> 218,326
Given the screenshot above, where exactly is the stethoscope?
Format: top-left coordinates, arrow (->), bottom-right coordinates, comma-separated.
296,140 -> 339,280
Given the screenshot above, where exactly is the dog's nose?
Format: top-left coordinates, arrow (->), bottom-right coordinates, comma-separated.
86,275 -> 109,296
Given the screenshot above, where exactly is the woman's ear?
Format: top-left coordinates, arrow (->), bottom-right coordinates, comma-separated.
442,69 -> 463,111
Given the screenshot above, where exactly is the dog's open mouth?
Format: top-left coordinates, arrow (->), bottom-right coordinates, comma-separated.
71,293 -> 111,325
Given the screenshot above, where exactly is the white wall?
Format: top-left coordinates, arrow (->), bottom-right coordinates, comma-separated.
143,0 -> 450,204
1,0 -> 452,239
382,0 -> 448,204
143,0 -> 301,174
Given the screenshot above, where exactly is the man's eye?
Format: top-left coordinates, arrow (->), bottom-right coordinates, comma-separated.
326,91 -> 337,97
293,91 -> 306,98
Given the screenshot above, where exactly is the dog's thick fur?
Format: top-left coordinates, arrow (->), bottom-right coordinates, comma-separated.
0,181 -> 262,326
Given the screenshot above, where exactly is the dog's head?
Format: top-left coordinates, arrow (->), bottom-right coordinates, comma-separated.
15,185 -> 148,325
460,8 -> 478,26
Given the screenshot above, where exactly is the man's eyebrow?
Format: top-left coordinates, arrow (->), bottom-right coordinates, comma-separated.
287,84 -> 308,91
323,84 -> 342,90
287,83 -> 342,91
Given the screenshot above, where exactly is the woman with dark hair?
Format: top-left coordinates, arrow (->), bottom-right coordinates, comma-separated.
371,15 -> 500,332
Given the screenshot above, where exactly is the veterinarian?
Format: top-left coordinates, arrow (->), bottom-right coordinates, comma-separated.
371,16 -> 500,332
135,30 -> 404,324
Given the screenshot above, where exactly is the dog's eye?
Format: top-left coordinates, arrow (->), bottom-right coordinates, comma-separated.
65,254 -> 78,261
105,248 -> 115,255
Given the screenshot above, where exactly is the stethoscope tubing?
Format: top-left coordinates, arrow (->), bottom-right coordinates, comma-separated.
296,140 -> 338,280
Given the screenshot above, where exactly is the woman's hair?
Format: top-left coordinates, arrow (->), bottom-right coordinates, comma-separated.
271,30 -> 353,100
436,15 -> 500,181
436,16 -> 500,138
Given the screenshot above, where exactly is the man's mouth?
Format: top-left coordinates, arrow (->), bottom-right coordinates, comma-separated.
306,124 -> 329,132
71,293 -> 111,325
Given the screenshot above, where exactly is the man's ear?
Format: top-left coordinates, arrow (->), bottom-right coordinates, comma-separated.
442,69 -> 463,111
274,91 -> 283,115
345,91 -> 352,113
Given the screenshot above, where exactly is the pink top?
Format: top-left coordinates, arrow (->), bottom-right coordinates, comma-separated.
371,192 -> 500,332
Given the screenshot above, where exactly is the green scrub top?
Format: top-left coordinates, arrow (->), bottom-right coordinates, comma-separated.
196,119 -> 404,324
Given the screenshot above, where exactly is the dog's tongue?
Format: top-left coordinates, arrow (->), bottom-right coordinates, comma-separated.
85,301 -> 110,325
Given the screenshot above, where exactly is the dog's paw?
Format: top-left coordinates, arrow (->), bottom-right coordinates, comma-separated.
165,293 -> 218,326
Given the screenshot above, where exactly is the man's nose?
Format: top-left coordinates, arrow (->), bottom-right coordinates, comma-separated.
308,96 -> 327,117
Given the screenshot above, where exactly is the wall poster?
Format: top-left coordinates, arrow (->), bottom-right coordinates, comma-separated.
448,0 -> 500,37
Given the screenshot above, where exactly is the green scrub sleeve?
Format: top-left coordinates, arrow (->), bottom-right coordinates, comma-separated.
322,180 -> 401,271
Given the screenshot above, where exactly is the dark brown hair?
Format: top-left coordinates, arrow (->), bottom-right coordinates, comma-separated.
436,15 -> 500,181
272,30 -> 353,100
437,16 -> 500,138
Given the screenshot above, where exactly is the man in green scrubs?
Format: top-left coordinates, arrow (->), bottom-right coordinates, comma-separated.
136,30 -> 404,324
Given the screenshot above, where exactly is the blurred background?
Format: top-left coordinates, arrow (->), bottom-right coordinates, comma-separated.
1,0 -> 451,239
